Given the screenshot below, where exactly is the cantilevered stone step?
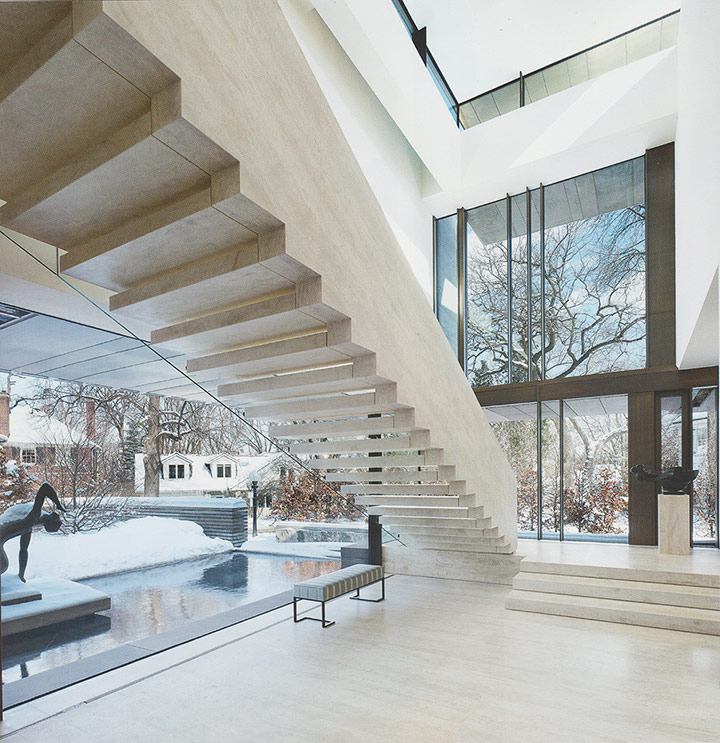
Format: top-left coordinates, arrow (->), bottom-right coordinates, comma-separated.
269,408 -> 414,438
378,515 -> 479,528
353,495 -> 460,507
398,524 -> 495,538
109,232 -> 318,325
307,451 -> 443,469
341,483 -> 459,496
218,356 -> 383,405
406,533 -> 508,547
150,283 -> 327,356
368,506 -> 468,519
512,572 -> 720,611
288,430 -> 430,455
186,322 -> 363,382
5,83 -> 218,251
407,537 -> 511,553
242,385 -> 401,422
61,162 -> 293,293
325,469 -> 447,484
0,12 -> 150,218
504,590 -> 720,636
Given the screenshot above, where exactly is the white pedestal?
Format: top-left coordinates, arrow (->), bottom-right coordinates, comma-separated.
658,494 -> 691,555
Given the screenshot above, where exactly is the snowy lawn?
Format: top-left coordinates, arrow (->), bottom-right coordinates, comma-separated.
240,535 -> 347,560
7,517 -> 234,582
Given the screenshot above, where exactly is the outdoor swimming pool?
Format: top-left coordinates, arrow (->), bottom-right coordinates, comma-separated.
2,552 -> 338,684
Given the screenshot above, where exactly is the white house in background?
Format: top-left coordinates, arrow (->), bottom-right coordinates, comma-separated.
3,403 -> 94,470
133,453 -> 279,497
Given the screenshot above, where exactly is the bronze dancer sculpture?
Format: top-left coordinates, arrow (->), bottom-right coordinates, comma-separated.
1,482 -> 65,582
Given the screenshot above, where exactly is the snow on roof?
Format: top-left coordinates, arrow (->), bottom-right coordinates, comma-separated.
6,404 -> 79,448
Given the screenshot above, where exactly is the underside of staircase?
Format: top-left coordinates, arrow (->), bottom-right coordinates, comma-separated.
0,1 -> 517,573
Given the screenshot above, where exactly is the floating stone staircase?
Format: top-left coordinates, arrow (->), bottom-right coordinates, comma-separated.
506,557 -> 720,635
0,1 -> 516,569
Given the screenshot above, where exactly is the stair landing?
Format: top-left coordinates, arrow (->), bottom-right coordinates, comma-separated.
507,540 -> 720,635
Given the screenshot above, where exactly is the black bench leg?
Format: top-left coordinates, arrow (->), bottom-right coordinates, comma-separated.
293,597 -> 335,628
321,601 -> 335,628
349,577 -> 385,603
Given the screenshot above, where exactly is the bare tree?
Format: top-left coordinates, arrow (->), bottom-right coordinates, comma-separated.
467,206 -> 646,386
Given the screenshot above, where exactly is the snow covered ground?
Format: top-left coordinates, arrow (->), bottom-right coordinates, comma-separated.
6,517 -> 234,582
239,535 -> 346,560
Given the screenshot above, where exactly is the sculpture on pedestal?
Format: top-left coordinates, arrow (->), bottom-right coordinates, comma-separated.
1,482 -> 65,582
630,464 -> 699,494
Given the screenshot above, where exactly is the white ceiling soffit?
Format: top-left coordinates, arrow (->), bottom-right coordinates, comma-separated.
403,0 -> 680,102
312,0 -> 460,191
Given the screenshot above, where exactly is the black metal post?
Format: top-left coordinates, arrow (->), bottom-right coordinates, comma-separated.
506,193 -> 512,384
368,515 -> 382,566
252,480 -> 258,537
457,207 -> 467,371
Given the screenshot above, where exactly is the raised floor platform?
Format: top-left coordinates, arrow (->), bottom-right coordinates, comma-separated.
507,540 -> 720,634
1,578 -> 111,637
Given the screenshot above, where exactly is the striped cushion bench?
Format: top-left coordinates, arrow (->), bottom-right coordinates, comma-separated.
293,564 -> 385,628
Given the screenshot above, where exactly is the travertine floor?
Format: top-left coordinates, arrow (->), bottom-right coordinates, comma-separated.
3,574 -> 720,742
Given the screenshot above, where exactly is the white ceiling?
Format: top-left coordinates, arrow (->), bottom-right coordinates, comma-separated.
402,0 -> 680,102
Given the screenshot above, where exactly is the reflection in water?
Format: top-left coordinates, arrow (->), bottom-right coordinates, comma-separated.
2,553 -> 338,683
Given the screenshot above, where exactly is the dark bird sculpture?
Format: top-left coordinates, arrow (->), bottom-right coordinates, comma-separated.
630,464 -> 699,495
1,482 -> 66,582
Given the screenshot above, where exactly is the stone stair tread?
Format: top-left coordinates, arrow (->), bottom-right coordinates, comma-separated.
515,571 -> 720,597
518,559 -> 720,589
505,590 -> 720,635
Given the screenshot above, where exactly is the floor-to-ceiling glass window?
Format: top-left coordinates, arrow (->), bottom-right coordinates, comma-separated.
466,200 -> 508,385
692,387 -> 718,544
435,157 -> 647,385
485,394 -> 629,542
543,160 -> 646,378
562,396 -> 629,541
483,403 -> 537,535
540,401 -> 561,538
434,214 -> 459,358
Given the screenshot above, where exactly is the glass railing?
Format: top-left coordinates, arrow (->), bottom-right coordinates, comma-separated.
391,0 -> 460,121
457,10 -> 679,129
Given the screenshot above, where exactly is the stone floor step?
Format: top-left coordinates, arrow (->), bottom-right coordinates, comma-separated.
505,590 -> 720,636
513,572 -> 720,611
517,559 -> 720,589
